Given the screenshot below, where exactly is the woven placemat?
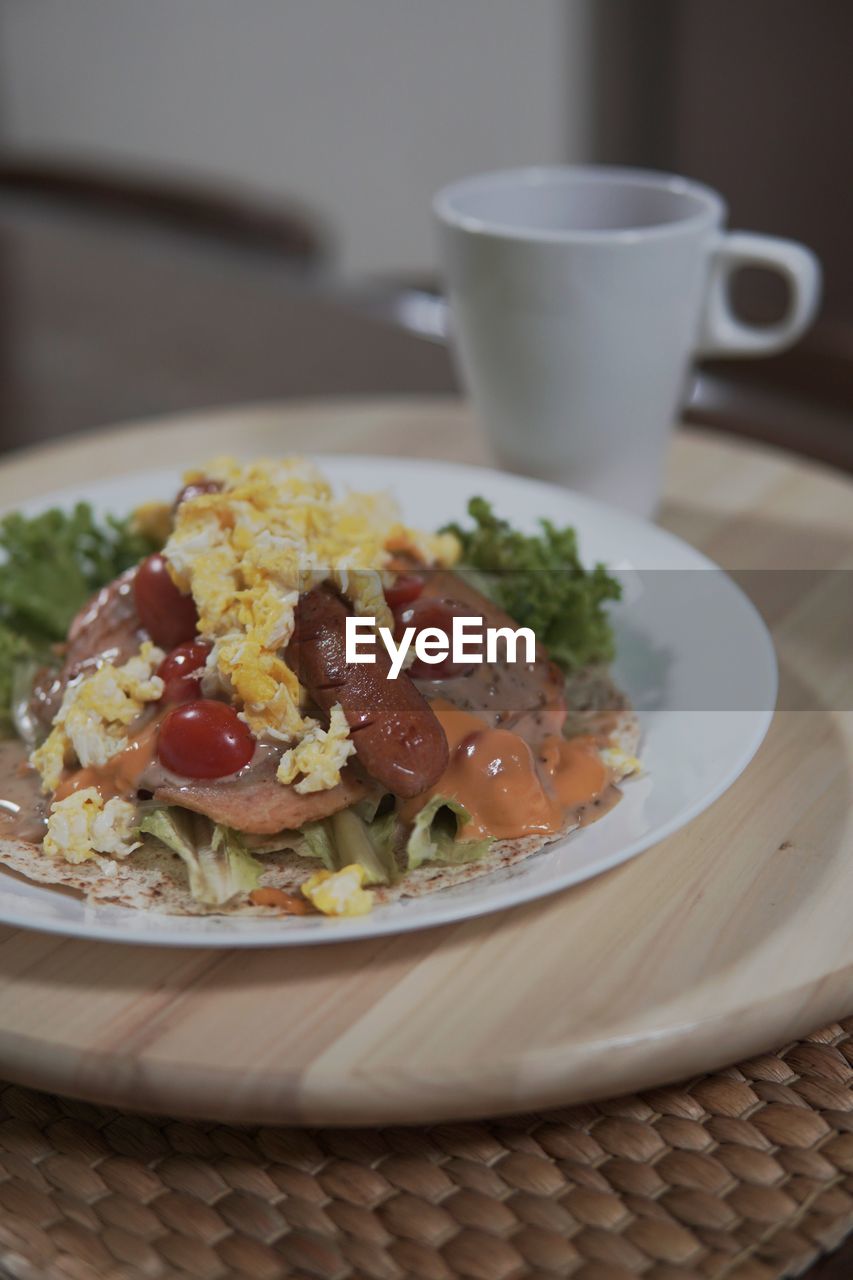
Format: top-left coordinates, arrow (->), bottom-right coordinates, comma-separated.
2,1022 -> 853,1280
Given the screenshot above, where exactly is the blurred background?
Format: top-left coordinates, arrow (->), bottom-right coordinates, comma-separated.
0,0 -> 850,463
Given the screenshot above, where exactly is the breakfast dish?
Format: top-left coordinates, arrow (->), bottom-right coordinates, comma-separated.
0,455 -> 641,923
0,454 -> 777,945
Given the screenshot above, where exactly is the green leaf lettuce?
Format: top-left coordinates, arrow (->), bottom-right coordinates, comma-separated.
0,502 -> 160,734
443,497 -> 621,671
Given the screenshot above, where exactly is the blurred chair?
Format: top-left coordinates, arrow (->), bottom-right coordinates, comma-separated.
0,155 -> 455,454
0,154 -> 326,268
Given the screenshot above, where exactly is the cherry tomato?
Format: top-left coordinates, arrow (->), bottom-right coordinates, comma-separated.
157,699 -> 255,778
133,554 -> 198,649
384,573 -> 424,610
173,479 -> 221,510
157,640 -> 211,704
395,597 -> 485,679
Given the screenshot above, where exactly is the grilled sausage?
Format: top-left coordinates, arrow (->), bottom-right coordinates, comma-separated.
286,587 -> 449,798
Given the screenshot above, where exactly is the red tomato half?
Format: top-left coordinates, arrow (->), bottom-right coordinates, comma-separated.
157,700 -> 255,778
133,554 -> 199,649
395,597 -> 485,679
157,640 -> 211,704
384,573 -> 424,610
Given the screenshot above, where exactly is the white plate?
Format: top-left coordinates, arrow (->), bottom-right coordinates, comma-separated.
0,456 -> 776,946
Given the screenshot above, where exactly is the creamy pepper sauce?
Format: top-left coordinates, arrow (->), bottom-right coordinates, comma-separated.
0,738 -> 48,842
400,705 -> 617,840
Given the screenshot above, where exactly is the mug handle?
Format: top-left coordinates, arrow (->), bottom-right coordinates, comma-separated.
696,231 -> 822,358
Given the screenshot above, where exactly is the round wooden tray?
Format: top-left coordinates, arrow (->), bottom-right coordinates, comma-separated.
1,397 -> 851,1127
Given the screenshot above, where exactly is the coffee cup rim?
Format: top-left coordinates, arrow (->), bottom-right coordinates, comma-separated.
433,164 -> 726,244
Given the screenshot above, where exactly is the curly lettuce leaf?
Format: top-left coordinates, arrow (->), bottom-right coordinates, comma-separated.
0,624 -> 37,735
406,795 -> 493,872
0,502 -> 156,642
139,807 -> 262,905
442,497 -> 621,671
0,502 -> 160,735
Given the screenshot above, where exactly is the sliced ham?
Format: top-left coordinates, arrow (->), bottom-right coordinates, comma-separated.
150,759 -> 366,834
29,567 -> 143,732
414,570 -> 567,743
64,566 -> 142,673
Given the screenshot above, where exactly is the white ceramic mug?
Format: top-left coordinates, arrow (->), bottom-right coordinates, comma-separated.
434,166 -> 822,517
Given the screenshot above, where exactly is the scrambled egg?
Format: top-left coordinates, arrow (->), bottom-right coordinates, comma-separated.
131,500 -> 174,546
277,702 -> 355,793
162,455 -> 458,785
301,863 -> 373,916
600,745 -> 642,783
43,788 -> 140,863
31,642 -> 165,793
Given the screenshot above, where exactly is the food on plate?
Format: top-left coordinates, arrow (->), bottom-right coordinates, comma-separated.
0,456 -> 639,920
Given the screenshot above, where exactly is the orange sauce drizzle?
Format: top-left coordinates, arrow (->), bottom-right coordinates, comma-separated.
249,887 -> 313,914
49,703 -> 612,847
537,734 -> 610,811
401,706 -> 609,840
53,721 -> 160,803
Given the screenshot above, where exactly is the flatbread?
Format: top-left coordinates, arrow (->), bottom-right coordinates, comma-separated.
0,707 -> 640,917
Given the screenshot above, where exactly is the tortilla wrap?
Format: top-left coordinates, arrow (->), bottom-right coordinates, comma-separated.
0,705 -> 639,916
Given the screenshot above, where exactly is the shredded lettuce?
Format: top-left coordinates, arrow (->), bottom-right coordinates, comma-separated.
406,795 -> 493,871
299,794 -> 493,882
301,807 -> 399,886
353,791 -> 394,825
0,502 -> 159,734
140,794 -> 491,898
442,497 -> 621,671
299,816 -> 339,868
139,807 -> 262,905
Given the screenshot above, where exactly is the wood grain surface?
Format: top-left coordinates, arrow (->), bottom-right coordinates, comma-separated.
0,397 -> 851,1127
